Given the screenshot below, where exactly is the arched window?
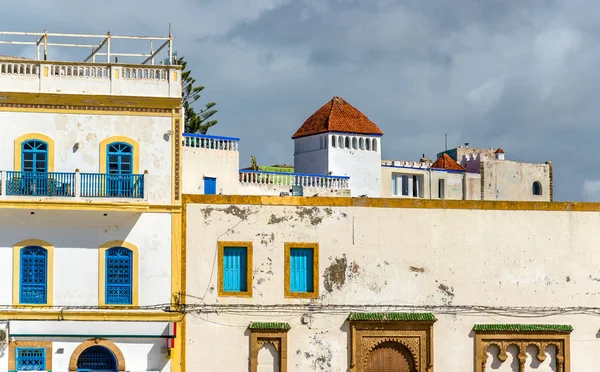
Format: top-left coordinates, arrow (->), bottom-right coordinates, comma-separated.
352,137 -> 357,149
533,182 -> 542,196
332,136 -> 336,148
365,138 -> 371,151
319,137 -> 324,149
373,139 -> 378,152
20,246 -> 47,304
359,138 -> 364,150
105,247 -> 133,305
22,140 -> 48,173
345,137 -> 350,148
323,136 -> 327,148
339,136 -> 344,149
106,142 -> 133,197
77,346 -> 117,371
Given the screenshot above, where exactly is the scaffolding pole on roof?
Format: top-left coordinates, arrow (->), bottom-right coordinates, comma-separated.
0,26 -> 174,65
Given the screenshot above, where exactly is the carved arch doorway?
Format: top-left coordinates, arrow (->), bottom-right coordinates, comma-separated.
366,341 -> 416,372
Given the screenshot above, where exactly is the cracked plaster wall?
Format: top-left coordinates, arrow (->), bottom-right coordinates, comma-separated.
186,203 -> 599,371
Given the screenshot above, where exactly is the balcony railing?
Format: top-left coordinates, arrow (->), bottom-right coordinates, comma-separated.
239,170 -> 350,189
0,171 -> 145,199
6,171 -> 75,197
182,133 -> 239,151
80,173 -> 144,198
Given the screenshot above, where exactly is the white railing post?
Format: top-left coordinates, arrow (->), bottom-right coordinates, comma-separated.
74,169 -> 81,198
0,170 -> 5,198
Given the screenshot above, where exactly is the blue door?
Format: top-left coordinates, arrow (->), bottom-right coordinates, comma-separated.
290,248 -> 314,292
21,139 -> 49,196
106,142 -> 133,197
204,177 -> 217,195
76,345 -> 117,372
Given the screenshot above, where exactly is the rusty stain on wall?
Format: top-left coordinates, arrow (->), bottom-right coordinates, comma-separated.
295,207 -> 323,225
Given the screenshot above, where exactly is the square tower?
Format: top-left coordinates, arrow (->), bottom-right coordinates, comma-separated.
292,97 -> 383,197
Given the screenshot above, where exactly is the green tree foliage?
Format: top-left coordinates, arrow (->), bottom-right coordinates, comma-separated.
178,56 -> 218,133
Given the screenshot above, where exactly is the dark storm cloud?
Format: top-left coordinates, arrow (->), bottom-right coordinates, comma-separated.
1,0 -> 598,200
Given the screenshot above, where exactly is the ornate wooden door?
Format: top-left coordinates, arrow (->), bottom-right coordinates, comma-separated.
366,342 -> 416,372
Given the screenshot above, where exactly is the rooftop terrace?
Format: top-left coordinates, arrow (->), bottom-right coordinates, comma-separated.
0,30 -> 181,98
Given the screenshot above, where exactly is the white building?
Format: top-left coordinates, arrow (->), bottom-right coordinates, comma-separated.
0,31 -> 182,372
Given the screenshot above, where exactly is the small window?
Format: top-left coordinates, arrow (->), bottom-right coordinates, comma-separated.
16,347 -> 46,371
438,179 -> 445,199
345,137 -> 350,148
332,136 -> 337,148
392,174 -> 423,198
339,136 -> 344,149
204,177 -> 217,195
359,138 -> 364,150
373,139 -> 378,152
218,242 -> 253,297
413,175 -> 421,198
323,136 -> 327,148
285,243 -> 319,298
20,246 -> 48,304
319,137 -> 324,149
365,139 -> 371,151
352,137 -> 357,149
533,182 -> 542,196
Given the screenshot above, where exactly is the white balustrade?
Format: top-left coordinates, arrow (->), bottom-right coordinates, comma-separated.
182,135 -> 239,151
122,67 -> 168,80
239,171 -> 349,190
49,64 -> 109,79
0,62 -> 38,75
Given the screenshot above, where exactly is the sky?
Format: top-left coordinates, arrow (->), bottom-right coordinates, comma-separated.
1,0 -> 599,201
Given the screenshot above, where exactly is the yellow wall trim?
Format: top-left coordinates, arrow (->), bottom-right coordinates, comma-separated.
0,200 -> 182,212
217,241 -> 253,298
0,310 -> 181,321
183,194 -> 600,213
284,242 -> 319,299
99,136 -> 140,175
12,239 -> 54,307
14,133 -> 55,172
98,240 -> 139,308
0,91 -> 181,109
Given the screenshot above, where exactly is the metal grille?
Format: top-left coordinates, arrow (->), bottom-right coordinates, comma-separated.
16,347 -> 45,371
20,246 -> 47,304
77,345 -> 117,370
106,247 -> 132,304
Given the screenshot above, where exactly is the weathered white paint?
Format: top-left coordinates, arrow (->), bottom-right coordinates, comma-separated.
0,210 -> 172,307
294,133 -> 382,197
182,145 -> 240,195
0,61 -> 181,97
0,111 -> 173,205
185,202 -> 600,371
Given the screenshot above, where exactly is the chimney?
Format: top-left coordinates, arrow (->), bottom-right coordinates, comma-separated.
495,148 -> 505,160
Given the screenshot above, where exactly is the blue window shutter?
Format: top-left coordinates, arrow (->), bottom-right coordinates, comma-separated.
20,246 -> 47,304
223,247 -> 247,292
290,248 -> 313,292
105,247 -> 133,304
204,177 -> 217,195
16,347 -> 46,371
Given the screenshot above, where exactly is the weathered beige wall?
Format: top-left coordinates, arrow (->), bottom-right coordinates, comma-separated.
482,160 -> 551,201
185,201 -> 600,371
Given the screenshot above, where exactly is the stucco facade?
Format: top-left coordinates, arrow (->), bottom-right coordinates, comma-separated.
0,47 -> 183,371
184,195 -> 599,371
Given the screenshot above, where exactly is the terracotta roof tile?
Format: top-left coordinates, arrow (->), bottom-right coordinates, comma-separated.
292,96 -> 383,139
495,148 -> 505,154
431,153 -> 466,171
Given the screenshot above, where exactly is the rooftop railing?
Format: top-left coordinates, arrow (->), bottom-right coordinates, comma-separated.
182,133 -> 240,151
239,170 -> 349,189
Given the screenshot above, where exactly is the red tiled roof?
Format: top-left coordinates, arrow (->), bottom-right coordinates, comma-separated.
292,96 -> 383,139
495,148 -> 505,154
431,153 -> 466,171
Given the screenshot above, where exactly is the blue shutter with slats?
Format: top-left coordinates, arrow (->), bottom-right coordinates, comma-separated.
204,177 -> 217,195
16,347 -> 46,371
223,247 -> 247,292
290,248 -> 313,292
